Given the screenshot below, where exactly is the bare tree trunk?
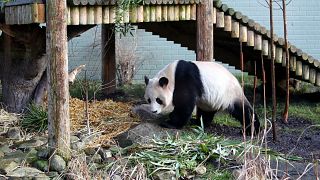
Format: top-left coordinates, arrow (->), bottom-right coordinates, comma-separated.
46,0 -> 70,160
196,0 -> 213,61
282,0 -> 290,123
0,24 -> 93,113
269,0 -> 277,141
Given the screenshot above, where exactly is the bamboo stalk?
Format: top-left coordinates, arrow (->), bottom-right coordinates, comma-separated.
179,5 -> 186,20
150,6 -> 156,21
239,25 -> 247,42
212,7 -> 216,24
95,6 -> 102,24
316,72 -> 320,86
168,5 -> 174,21
109,7 -> 116,23
87,6 -> 95,24
71,7 -> 80,25
216,11 -> 224,28
254,34 -> 262,50
190,4 -> 196,20
302,64 -> 310,80
162,5 -> 168,21
156,5 -> 162,21
174,5 -> 179,21
137,6 -> 144,22
289,56 -> 296,71
247,30 -> 254,47
130,6 -> 138,23
185,5 -> 190,20
296,60 -> 302,76
309,68 -> 316,84
262,39 -> 268,56
144,6 -> 150,22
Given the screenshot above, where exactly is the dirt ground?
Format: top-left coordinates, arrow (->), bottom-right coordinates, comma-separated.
207,117 -> 320,162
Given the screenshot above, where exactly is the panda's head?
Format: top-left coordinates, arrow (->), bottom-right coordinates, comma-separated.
144,76 -> 174,114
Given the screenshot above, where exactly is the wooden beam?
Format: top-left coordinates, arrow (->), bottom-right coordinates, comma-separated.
46,0 -> 70,160
101,25 -> 116,95
196,0 -> 213,61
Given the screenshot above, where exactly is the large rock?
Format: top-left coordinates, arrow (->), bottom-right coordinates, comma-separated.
3,148 -> 37,164
153,170 -> 176,180
115,122 -> 180,147
6,127 -> 21,139
6,167 -> 49,179
0,160 -> 19,174
132,104 -> 161,121
13,139 -> 46,151
50,155 -> 66,173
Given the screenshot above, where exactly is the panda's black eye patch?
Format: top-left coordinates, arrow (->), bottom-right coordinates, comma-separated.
156,98 -> 163,105
147,98 -> 151,103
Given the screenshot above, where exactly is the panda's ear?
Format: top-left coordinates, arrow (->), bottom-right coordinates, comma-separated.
144,76 -> 149,85
159,77 -> 169,87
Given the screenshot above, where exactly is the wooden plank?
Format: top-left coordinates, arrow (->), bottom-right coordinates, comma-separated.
167,5 -> 174,21
179,5 -> 186,20
316,72 -> 320,86
70,7 -> 80,25
137,5 -> 144,22
231,20 -> 239,38
289,56 -> 296,71
268,43 -> 275,60
37,3 -> 45,23
150,6 -> 156,22
4,7 -> 10,24
309,68 -> 316,84
79,6 -> 87,24
87,6 -> 95,24
302,64 -> 309,80
190,4 -> 196,20
239,25 -> 247,42
254,34 -> 262,50
130,6 -> 138,23
109,6 -> 116,23
247,30 -> 254,47
156,5 -> 162,21
102,6 -> 110,24
212,7 -> 216,24
67,7 -> 71,24
282,50 -> 287,67
262,39 -> 268,56
17,5 -> 22,24
174,5 -> 179,21
144,5 -> 150,22
296,60 -> 302,76
224,15 -> 232,32
162,5 -> 168,21
95,6 -> 103,24
275,47 -> 283,64
185,5 -> 190,20
216,11 -> 224,28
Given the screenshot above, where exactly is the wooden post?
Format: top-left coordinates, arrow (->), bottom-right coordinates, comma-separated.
101,25 -> 116,95
46,0 -> 70,160
196,0 -> 213,61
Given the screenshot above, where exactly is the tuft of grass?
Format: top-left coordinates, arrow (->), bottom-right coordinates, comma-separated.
69,79 -> 102,100
118,83 -> 145,99
21,103 -> 48,132
214,113 -> 241,128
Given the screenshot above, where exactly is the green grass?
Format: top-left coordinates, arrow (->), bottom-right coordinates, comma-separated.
213,113 -> 241,128
21,103 -> 48,132
69,79 -> 102,100
118,83 -> 145,99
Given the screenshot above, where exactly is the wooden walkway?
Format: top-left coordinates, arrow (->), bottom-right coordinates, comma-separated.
1,0 -> 320,86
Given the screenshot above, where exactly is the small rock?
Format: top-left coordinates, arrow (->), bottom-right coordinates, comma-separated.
0,145 -> 12,154
14,139 -> 46,150
0,151 -> 4,158
6,127 -> 21,139
153,170 -> 176,180
33,160 -> 49,172
50,155 -> 66,173
112,175 -> 122,180
37,148 -> 49,159
80,132 -> 102,144
132,104 -> 160,121
46,171 -> 59,179
2,150 -> 25,163
71,135 -> 80,143
88,153 -> 102,164
6,167 -> 49,179
195,165 -> 206,175
0,160 -> 19,174
99,148 -> 112,160
84,147 -> 97,156
71,141 -> 85,151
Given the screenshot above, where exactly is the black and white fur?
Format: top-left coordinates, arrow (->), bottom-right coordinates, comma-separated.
144,60 -> 260,134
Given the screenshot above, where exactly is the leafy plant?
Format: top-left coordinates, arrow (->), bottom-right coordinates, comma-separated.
21,103 -> 48,132
69,79 -> 102,100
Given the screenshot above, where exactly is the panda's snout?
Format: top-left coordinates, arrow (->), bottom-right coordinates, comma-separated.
152,110 -> 158,113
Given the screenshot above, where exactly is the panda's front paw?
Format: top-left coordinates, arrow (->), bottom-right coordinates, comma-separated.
159,121 -> 183,129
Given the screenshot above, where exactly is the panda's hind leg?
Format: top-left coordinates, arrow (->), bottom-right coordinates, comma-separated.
228,99 -> 260,135
191,107 -> 216,128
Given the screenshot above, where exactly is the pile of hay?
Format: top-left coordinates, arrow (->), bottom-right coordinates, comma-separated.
69,98 -> 140,146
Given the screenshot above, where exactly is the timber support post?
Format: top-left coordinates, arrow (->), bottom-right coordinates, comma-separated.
47,0 -> 71,159
101,25 -> 116,95
196,0 -> 213,61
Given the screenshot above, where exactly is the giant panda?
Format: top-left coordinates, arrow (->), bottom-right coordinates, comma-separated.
144,60 -> 260,134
